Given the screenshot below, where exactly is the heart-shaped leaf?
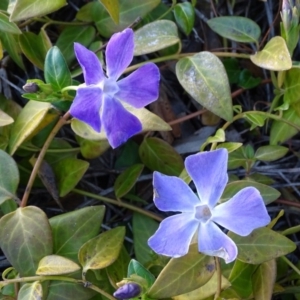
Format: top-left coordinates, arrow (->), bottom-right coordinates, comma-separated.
134,20 -> 179,55
176,52 -> 233,121
0,206 -> 53,276
250,36 -> 292,71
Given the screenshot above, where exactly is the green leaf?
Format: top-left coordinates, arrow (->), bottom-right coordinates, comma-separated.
216,142 -> 243,153
0,206 -> 53,276
9,0 -> 67,22
207,16 -> 261,43
252,259 -> 276,300
106,247 -> 130,285
36,255 -> 81,275
52,158 -> 89,197
44,46 -> 71,92
134,20 -> 179,55
139,137 -> 184,176
0,149 -> 19,204
46,281 -> 95,300
100,0 -> 120,24
174,3 -> 195,36
132,213 -> 159,265
79,227 -> 125,274
0,31 -> 24,69
270,106 -> 300,144
95,0 -> 160,38
56,26 -> 96,65
19,31 -> 51,70
128,259 -> 155,288
245,112 -> 266,127
229,227 -> 296,264
18,282 -> 43,300
71,106 -> 171,141
76,136 -> 110,159
222,180 -> 280,205
114,164 -> 144,198
8,101 -> 53,155
283,68 -> 300,104
255,145 -> 288,161
228,260 -> 256,298
176,52 -> 233,122
49,206 -> 105,263
250,36 -> 292,71
0,12 -> 21,34
147,244 -> 215,299
0,109 -> 14,126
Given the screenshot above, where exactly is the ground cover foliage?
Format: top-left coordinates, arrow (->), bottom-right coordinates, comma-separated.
0,0 -> 299,299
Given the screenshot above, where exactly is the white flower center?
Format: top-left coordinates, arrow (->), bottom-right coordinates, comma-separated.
195,204 -> 212,223
101,77 -> 119,97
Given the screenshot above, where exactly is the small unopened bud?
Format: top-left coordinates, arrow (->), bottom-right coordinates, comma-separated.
23,82 -> 39,93
113,283 -> 141,300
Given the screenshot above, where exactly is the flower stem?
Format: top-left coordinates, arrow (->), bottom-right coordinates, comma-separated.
281,256 -> 300,276
214,257 -> 222,300
72,188 -> 163,222
20,111 -> 71,207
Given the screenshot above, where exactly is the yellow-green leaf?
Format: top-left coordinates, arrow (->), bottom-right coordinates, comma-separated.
79,227 -> 125,274
18,282 -> 43,300
99,0 -> 119,24
36,255 -> 81,275
0,109 -> 14,126
250,36 -> 292,71
8,101 -> 52,155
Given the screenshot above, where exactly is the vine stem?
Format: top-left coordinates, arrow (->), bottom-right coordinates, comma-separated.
72,188 -> 163,222
20,111 -> 71,208
2,275 -> 115,300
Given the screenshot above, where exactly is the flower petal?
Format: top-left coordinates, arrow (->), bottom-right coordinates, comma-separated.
106,28 -> 134,80
185,149 -> 228,207
198,221 -> 237,263
153,171 -> 200,212
115,63 -> 160,108
74,43 -> 104,85
212,187 -> 270,236
148,213 -> 199,257
70,86 -> 102,132
101,96 -> 142,148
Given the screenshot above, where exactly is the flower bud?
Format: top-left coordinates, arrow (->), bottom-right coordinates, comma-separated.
113,282 -> 142,299
23,82 -> 39,93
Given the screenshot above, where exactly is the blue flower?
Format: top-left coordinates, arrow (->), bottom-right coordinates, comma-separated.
148,149 -> 270,263
70,28 -> 160,148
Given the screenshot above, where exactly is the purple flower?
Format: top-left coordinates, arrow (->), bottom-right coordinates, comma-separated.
70,29 -> 160,148
113,282 -> 142,299
148,149 -> 270,263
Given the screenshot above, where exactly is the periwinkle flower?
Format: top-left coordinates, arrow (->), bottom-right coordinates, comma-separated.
70,28 -> 160,148
148,149 -> 270,263
113,282 -> 142,299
